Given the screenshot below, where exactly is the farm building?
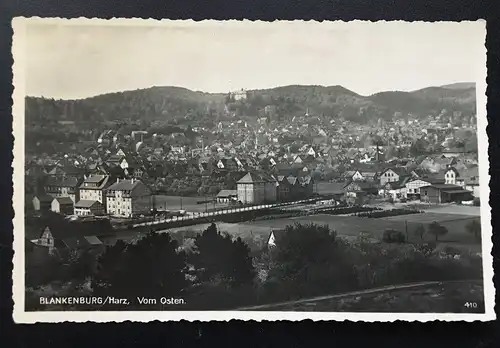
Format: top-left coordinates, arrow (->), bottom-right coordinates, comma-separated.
405,177 -> 444,200
420,184 -> 474,204
74,200 -> 105,216
50,197 -> 74,215
216,189 -> 238,203
32,195 -> 53,212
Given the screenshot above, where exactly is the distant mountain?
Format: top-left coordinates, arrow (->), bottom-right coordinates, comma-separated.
439,82 -> 476,90
25,83 -> 477,126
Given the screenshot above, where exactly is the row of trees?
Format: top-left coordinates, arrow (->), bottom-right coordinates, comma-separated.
412,219 -> 481,243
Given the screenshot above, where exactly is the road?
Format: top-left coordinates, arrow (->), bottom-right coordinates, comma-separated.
236,280 -> 481,311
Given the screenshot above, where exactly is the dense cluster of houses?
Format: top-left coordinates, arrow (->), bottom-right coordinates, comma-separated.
342,164 -> 479,205
26,107 -> 479,219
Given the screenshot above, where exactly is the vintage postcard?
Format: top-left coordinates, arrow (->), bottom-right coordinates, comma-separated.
12,18 -> 494,322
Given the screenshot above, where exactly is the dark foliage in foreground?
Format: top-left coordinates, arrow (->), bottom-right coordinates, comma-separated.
26,222 -> 483,311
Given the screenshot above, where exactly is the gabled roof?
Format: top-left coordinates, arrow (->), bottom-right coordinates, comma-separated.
34,195 -> 53,202
45,175 -> 82,188
52,197 -> 74,205
420,184 -> 463,190
107,179 -> 145,192
75,200 -> 101,208
237,172 -> 276,184
268,229 -> 287,245
80,175 -> 111,190
381,167 -> 409,176
217,189 -> 238,197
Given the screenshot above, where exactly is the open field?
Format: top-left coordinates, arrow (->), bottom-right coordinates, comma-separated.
153,195 -> 229,212
146,212 -> 482,253
421,205 -> 481,216
239,280 -> 484,313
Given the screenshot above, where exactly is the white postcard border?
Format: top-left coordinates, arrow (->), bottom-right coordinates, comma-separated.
11,17 -> 495,323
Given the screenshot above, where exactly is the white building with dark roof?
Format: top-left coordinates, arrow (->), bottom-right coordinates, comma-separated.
51,197 -> 74,215
79,174 -> 112,205
105,179 -> 151,217
236,172 -> 277,204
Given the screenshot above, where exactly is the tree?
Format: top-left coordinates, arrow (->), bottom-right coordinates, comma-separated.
93,232 -> 189,307
191,223 -> 255,287
268,223 -> 357,296
413,224 -> 426,241
427,221 -> 448,242
410,138 -> 428,157
466,219 -> 481,242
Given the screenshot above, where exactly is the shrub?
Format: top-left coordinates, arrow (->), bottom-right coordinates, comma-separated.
382,229 -> 406,243
473,198 -> 480,206
355,209 -> 422,218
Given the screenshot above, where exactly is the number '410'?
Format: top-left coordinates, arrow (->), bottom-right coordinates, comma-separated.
464,302 -> 478,308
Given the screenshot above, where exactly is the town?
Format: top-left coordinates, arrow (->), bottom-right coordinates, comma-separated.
24,84 -> 484,312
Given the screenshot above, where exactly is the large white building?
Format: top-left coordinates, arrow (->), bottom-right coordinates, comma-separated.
79,175 -> 111,205
236,172 -> 277,205
105,179 -> 151,217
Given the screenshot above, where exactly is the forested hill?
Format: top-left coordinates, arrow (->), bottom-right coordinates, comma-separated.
25,83 -> 476,126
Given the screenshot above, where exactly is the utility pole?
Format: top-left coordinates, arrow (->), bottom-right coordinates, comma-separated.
180,196 -> 183,210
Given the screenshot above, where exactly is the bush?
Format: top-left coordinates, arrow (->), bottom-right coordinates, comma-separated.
473,198 -> 480,206
382,229 -> 406,243
315,206 -> 381,215
355,209 -> 422,218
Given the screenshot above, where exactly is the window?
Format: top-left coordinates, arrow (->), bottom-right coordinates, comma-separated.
424,190 -> 428,196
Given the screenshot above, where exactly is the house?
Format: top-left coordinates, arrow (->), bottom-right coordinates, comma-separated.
237,172 -> 277,204
444,167 -> 460,185
420,184 -> 474,204
51,197 -> 74,215
379,167 -> 409,186
460,166 -> 480,198
362,171 -> 379,182
216,189 -> 238,203
343,170 -> 364,182
380,181 -> 407,200
32,195 -> 53,212
74,200 -> 106,216
276,175 -> 292,202
79,174 -> 112,206
405,177 -> 444,200
267,229 -> 286,249
44,176 -> 82,203
298,175 -> 314,197
36,220 -> 109,255
343,181 -> 378,205
106,179 -> 151,217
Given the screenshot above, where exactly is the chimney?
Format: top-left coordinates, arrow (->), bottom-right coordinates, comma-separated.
116,178 -> 120,183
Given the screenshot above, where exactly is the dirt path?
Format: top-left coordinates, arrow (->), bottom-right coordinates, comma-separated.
236,280 -> 477,311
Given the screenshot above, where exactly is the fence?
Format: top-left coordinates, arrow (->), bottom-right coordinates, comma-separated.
131,198 -> 317,228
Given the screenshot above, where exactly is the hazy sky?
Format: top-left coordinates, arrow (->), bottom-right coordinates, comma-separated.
20,19 -> 485,99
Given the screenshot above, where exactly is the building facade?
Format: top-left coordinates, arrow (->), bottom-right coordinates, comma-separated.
237,172 -> 277,205
106,179 -> 151,217
51,197 -> 74,215
74,200 -> 105,216
79,174 -> 112,207
44,176 -> 81,203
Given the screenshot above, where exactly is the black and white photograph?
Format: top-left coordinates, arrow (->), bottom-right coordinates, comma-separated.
12,18 -> 493,322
